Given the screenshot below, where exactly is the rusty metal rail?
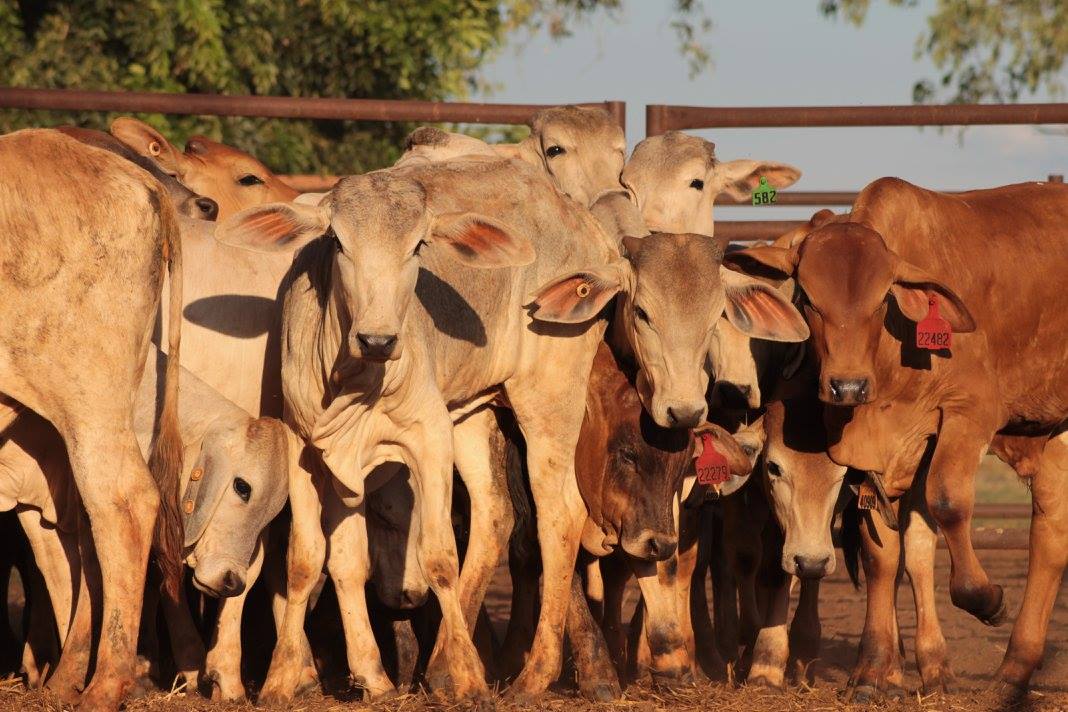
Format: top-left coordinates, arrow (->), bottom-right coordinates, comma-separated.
646,102 -> 1068,135
0,87 -> 626,131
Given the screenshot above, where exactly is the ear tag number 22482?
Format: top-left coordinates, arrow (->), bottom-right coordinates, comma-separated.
696,433 -> 730,485
751,176 -> 777,206
916,297 -> 952,350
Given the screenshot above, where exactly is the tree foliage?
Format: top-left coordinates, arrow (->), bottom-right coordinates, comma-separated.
0,0 -> 709,174
820,0 -> 1068,104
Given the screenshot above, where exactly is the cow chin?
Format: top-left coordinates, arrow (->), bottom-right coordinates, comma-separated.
192,558 -> 248,598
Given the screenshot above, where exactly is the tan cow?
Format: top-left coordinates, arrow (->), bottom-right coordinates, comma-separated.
110,117 -> 299,219
0,129 -> 183,710
724,177 -> 1068,697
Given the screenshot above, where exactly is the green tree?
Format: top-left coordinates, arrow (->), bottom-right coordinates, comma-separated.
820,0 -> 1068,104
0,1 -> 709,174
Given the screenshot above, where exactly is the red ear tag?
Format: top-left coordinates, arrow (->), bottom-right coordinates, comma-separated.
696,434 -> 731,485
916,297 -> 952,350
857,481 -> 877,510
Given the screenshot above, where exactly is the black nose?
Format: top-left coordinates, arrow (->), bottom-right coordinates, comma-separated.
399,588 -> 428,609
828,378 -> 870,404
666,404 -> 705,428
794,555 -> 830,579
195,196 -> 219,221
644,533 -> 678,561
356,332 -> 398,360
219,570 -> 246,596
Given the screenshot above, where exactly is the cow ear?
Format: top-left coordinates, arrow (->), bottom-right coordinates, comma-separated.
215,202 -> 331,252
723,274 -> 809,342
110,117 -> 186,176
527,262 -> 629,324
430,212 -> 535,269
712,159 -> 802,201
722,244 -> 799,282
890,259 -> 976,333
692,422 -> 753,477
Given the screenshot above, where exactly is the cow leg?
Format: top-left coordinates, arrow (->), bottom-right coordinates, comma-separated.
848,502 -> 905,701
324,495 -> 396,698
259,429 -> 325,704
632,558 -> 690,685
924,422 -> 1004,625
499,531 -> 539,680
565,566 -> 622,701
63,422 -> 159,710
504,377 -> 590,698
995,433 -> 1068,694
708,513 -> 740,667
787,578 -> 821,685
746,574 -> 789,688
902,494 -> 951,694
599,553 -> 631,679
407,421 -> 488,699
161,577 -> 205,691
426,407 -> 513,688
46,516 -> 96,703
674,499 -> 703,677
689,517 -> 723,678
18,515 -> 62,688
204,536 -> 263,701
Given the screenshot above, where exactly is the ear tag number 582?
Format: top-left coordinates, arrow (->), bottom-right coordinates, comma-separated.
751,176 -> 777,206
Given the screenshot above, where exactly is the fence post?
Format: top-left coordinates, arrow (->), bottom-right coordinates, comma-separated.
1049,174 -> 1064,183
605,101 -> 626,135
646,104 -> 667,137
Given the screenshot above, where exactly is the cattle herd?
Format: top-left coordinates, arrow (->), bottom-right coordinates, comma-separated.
0,105 -> 1064,711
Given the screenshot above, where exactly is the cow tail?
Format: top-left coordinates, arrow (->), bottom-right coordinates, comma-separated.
148,193 -> 185,601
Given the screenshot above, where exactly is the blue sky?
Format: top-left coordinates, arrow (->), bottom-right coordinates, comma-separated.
475,1 -> 1068,220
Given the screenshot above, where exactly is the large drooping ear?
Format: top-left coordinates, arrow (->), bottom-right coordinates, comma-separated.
527,261 -> 630,324
215,202 -> 332,252
711,159 -> 802,201
110,117 -> 187,176
430,212 -> 535,268
692,422 -> 753,477
889,259 -> 976,332
722,270 -> 810,342
722,243 -> 799,282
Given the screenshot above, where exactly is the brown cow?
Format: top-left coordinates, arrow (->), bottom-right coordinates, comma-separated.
110,117 -> 299,219
724,176 -> 1068,696
0,129 -> 183,709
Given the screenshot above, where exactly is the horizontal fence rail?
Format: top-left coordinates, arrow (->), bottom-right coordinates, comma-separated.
0,87 -> 626,131
646,101 -> 1068,134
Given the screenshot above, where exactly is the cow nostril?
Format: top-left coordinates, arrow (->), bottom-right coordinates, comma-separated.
355,333 -> 398,357
829,379 -> 843,402
647,534 -> 678,561
666,404 -> 704,429
793,555 -> 831,579
195,197 -> 219,221
221,570 -> 245,595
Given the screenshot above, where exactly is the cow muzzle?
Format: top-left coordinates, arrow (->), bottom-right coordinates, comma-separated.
661,400 -> 707,429
623,530 -> 678,562
192,565 -> 247,598
353,332 -> 400,361
824,376 -> 872,405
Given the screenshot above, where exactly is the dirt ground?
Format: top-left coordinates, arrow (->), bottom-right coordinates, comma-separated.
5,545 -> 1068,712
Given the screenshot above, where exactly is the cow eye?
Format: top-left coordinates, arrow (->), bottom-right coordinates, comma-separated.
766,461 -> 782,478
238,174 -> 265,186
634,305 -> 650,324
689,178 -> 705,190
233,477 -> 252,502
545,145 -> 566,158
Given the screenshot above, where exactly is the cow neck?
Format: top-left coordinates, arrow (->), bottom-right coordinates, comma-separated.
605,302 -> 641,385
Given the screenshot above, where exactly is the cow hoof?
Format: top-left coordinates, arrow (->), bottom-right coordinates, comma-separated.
987,679 -> 1028,705
846,684 -> 880,703
579,680 -> 622,702
650,668 -> 693,691
80,677 -> 131,712
919,666 -> 955,696
980,596 -> 1008,627
747,674 -> 784,691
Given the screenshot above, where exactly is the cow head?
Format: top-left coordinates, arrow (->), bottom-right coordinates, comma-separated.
622,131 -> 800,237
395,126 -> 501,167
110,117 -> 299,219
185,417 -> 289,598
761,398 -> 847,580
723,222 -> 975,405
217,173 -> 534,362
530,233 -> 808,428
513,105 -> 627,208
366,469 -> 430,609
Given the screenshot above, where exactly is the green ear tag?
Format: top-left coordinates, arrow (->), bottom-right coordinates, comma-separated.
751,176 -> 777,206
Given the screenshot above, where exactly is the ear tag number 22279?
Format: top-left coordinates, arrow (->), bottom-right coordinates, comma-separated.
916,297 -> 952,350
696,433 -> 730,485
751,176 -> 777,206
